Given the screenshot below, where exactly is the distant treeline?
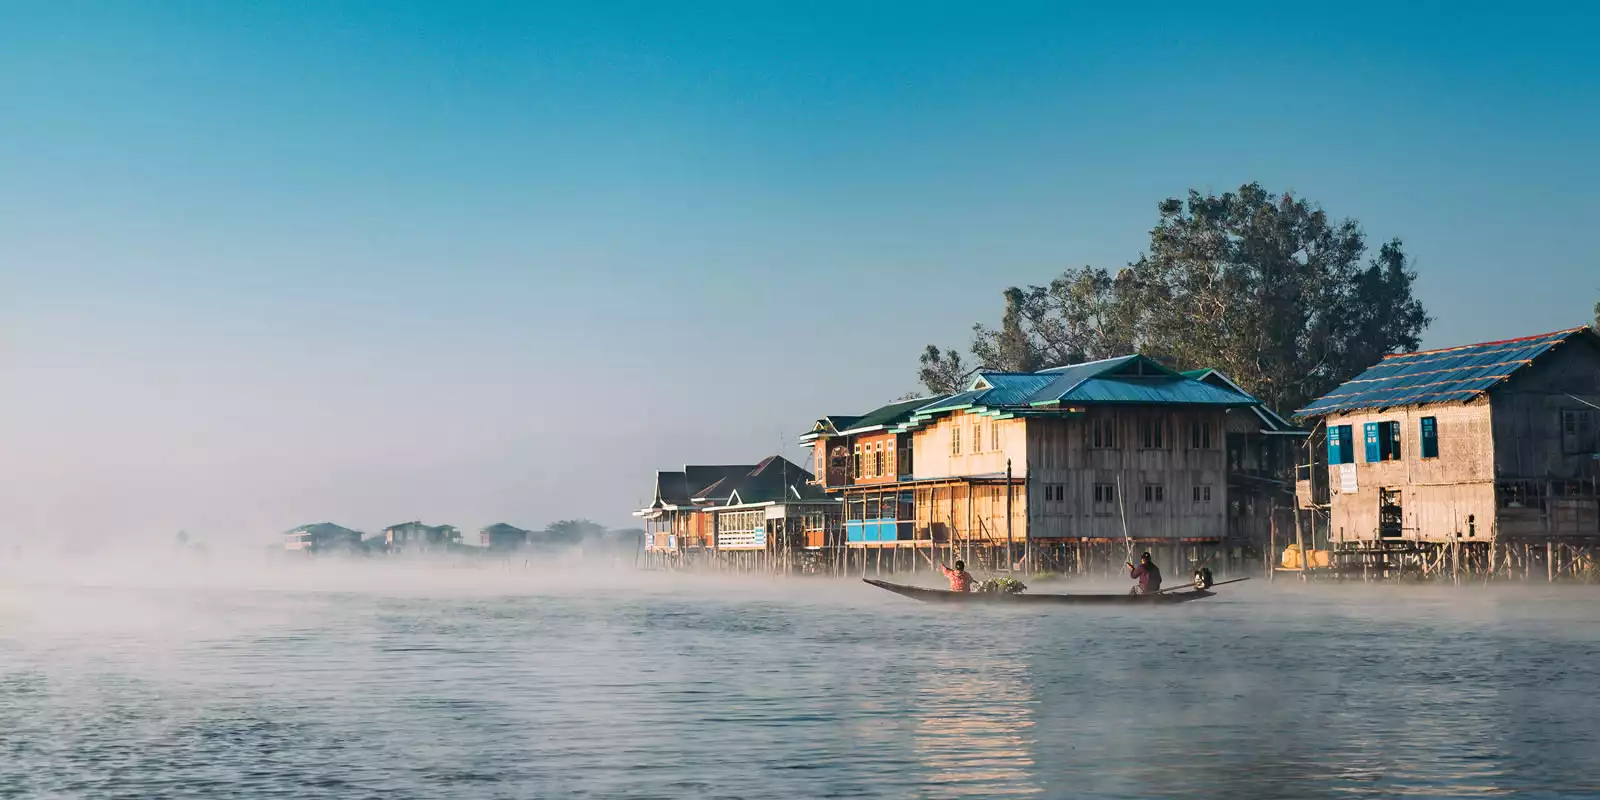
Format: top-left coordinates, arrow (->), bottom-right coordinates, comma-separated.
529,519 -> 644,554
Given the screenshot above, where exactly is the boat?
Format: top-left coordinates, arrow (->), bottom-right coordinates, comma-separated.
862,575 -> 1247,605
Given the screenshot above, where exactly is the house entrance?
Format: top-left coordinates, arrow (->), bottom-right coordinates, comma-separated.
1379,488 -> 1403,538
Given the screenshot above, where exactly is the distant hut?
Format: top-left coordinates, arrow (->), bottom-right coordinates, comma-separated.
284,523 -> 364,554
383,521 -> 462,554
480,523 -> 532,552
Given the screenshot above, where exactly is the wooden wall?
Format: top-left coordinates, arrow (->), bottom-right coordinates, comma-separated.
1324,403 -> 1495,543
1490,338 -> 1600,480
1024,409 -> 1229,541
1489,338 -> 1600,538
911,411 -> 1028,480
853,432 -> 900,485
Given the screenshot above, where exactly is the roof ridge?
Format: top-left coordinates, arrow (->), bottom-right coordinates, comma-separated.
1380,327 -> 1589,360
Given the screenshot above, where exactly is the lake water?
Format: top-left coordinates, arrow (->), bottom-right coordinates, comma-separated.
3,559 -> 1600,799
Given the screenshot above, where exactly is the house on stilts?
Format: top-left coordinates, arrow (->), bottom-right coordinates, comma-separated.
801,355 -> 1262,577
1294,327 -> 1600,581
635,457 -> 840,571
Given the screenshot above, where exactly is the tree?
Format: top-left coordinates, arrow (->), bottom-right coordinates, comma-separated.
921,183 -> 1432,414
971,288 -> 1038,372
1131,184 -> 1429,413
1593,294 -> 1599,329
916,345 -> 966,395
534,519 -> 606,549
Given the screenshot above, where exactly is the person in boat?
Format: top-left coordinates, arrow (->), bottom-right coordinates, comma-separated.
1127,552 -> 1162,595
939,560 -> 973,592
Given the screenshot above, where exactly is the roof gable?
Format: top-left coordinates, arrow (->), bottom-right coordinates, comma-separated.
1295,327 -> 1597,418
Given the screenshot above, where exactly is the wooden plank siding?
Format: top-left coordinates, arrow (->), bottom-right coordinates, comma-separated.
1323,403 -> 1496,544
911,411 -> 1028,480
1025,410 -> 1228,541
899,408 -> 1226,542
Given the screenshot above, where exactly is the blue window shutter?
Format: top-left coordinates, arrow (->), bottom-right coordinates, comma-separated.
1420,417 -> 1439,459
1364,423 -> 1381,462
1327,426 -> 1343,464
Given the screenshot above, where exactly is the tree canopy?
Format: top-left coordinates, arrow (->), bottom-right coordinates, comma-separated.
920,183 -> 1431,414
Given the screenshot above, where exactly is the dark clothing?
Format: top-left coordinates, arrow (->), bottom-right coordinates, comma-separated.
1129,562 -> 1162,594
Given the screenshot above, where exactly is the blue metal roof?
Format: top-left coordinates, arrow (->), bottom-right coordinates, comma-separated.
886,354 -> 1257,432
1295,327 -> 1595,418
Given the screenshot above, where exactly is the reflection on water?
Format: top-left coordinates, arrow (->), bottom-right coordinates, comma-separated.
914,656 -> 1039,797
2,566 -> 1600,798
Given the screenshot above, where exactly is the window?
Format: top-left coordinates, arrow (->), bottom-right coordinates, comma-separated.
951,424 -> 962,456
1563,410 -> 1598,454
1093,483 -> 1117,514
1143,484 -> 1165,503
1141,418 -> 1166,449
1090,417 -> 1117,449
1365,421 -> 1401,462
1192,485 -> 1212,504
852,445 -> 862,479
1189,420 -> 1213,450
886,440 -> 896,476
1044,484 -> 1065,505
991,422 -> 1001,452
1327,424 -> 1355,465
873,443 -> 884,477
973,423 -> 984,452
1419,417 -> 1439,459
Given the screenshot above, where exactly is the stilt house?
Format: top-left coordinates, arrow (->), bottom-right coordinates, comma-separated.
383,521 -> 462,554
802,355 -> 1259,570
1295,328 -> 1600,558
635,457 -> 840,556
284,522 -> 364,553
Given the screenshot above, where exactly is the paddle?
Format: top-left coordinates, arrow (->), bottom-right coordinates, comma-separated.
1155,576 -> 1251,594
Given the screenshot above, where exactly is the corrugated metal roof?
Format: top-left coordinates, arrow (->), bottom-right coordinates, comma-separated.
884,354 -> 1256,433
969,373 -> 1058,406
1295,327 -> 1595,418
1054,376 -> 1254,406
837,395 -> 948,434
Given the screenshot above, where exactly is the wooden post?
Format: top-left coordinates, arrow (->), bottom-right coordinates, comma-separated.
1005,460 -> 1015,573
1548,540 -> 1555,583
1293,505 -> 1308,583
1269,504 -> 1278,583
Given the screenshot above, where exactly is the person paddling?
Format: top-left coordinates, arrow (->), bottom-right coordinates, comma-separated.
1127,551 -> 1162,595
939,559 -> 973,593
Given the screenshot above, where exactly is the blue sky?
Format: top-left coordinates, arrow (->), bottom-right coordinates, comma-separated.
1,2 -> 1595,541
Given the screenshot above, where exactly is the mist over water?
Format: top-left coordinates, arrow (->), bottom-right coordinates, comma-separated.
3,557 -> 1599,799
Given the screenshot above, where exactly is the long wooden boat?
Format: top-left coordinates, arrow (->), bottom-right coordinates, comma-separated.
863,577 -> 1245,605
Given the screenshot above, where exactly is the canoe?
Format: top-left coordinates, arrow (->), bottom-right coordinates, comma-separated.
863,578 -> 1231,605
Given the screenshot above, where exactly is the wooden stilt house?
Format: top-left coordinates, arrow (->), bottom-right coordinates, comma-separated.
635,458 -> 841,565
803,355 -> 1259,572
1295,327 -> 1600,578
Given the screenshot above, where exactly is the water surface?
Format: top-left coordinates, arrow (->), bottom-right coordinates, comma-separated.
3,563 -> 1598,799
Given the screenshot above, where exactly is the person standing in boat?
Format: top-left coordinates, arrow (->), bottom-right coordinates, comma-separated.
1127,552 -> 1162,594
939,560 -> 973,592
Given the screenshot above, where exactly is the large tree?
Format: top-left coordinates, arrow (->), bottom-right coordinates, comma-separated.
1593,294 -> 1599,329
918,183 -> 1431,414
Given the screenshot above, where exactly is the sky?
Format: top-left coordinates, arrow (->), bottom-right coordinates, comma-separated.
1,1 -> 1595,543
